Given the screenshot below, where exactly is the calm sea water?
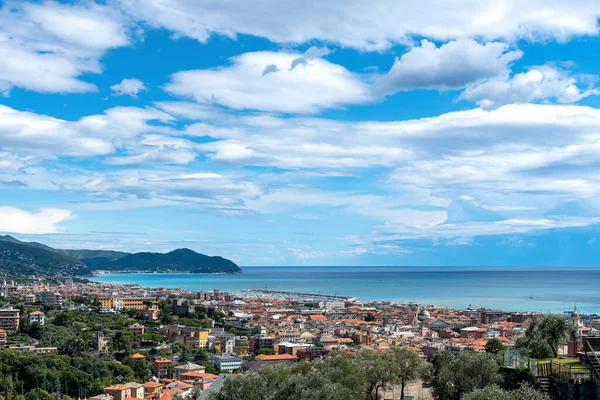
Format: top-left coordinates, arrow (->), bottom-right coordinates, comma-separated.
92,266 -> 600,314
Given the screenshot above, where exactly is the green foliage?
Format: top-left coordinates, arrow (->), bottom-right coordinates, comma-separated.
427,350 -> 501,400
0,349 -> 131,398
485,338 -> 506,355
210,348 -> 424,400
256,348 -> 276,355
110,331 -> 134,355
390,347 -> 425,399
0,239 -> 88,277
91,248 -> 241,273
462,384 -> 548,400
516,316 -> 573,358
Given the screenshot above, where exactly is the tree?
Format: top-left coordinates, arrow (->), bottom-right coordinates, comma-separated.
485,338 -> 506,355
358,350 -> 395,400
390,347 -> 424,399
427,350 -> 501,400
110,331 -> 134,355
123,358 -> 152,382
516,316 -> 573,358
462,384 -> 548,400
52,378 -> 61,399
256,348 -> 276,355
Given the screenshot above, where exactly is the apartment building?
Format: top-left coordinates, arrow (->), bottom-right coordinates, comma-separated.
40,291 -> 63,308
212,354 -> 242,372
97,297 -> 113,309
154,358 -> 173,379
128,323 -> 145,346
214,332 -> 235,353
0,307 -> 20,333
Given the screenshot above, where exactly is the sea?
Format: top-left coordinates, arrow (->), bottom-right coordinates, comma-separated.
92,266 -> 600,314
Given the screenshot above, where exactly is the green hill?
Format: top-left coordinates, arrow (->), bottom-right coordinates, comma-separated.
63,249 -> 130,261
0,236 -> 240,277
95,248 -> 241,273
0,239 -> 89,277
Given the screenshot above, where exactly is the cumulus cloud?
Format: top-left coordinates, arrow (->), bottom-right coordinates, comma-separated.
0,206 -> 71,234
460,65 -> 599,108
164,51 -> 371,113
110,78 -> 148,98
118,0 -> 600,51
375,39 -> 522,95
194,103 -> 600,169
0,104 -> 174,161
0,1 -> 129,93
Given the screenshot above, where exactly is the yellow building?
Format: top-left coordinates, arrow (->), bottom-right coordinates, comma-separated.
121,297 -> 146,310
97,297 -> 113,309
158,326 -> 209,349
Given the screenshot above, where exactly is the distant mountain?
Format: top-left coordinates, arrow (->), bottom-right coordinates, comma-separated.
0,235 -> 57,252
63,249 -> 131,261
0,238 -> 89,277
0,235 -> 240,277
94,248 -> 241,274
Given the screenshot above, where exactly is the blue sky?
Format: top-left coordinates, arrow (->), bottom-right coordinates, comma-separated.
2,1 -> 600,266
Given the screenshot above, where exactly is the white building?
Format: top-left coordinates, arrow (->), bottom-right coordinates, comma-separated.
212,354 -> 242,372
113,297 -> 123,310
29,311 -> 45,325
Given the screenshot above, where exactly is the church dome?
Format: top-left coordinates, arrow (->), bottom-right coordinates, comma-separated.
571,307 -> 580,318
417,309 -> 430,322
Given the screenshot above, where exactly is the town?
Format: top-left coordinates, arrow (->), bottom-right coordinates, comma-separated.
0,278 -> 598,400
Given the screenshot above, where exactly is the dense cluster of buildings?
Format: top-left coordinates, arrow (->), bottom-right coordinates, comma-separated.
0,278 -> 598,398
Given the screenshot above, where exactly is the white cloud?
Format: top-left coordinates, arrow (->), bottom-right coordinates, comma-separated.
59,171 -> 263,209
164,51 -> 371,113
0,1 -> 129,93
0,206 -> 71,234
375,39 -> 522,94
341,247 -> 367,255
194,103 -> 600,169
106,135 -> 197,165
119,0 -> 600,51
460,65 -> 599,108
0,104 -> 173,161
153,101 -> 224,120
110,78 -> 148,98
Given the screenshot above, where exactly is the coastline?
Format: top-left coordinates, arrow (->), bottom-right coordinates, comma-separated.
92,266 -> 600,314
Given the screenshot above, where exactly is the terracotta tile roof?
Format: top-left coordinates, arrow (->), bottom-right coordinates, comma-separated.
106,384 -> 130,390
143,382 -> 164,389
309,314 -> 327,321
180,372 -> 218,380
255,354 -> 298,361
131,353 -> 146,359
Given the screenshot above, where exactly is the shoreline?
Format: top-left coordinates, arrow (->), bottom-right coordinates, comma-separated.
91,269 -> 600,315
